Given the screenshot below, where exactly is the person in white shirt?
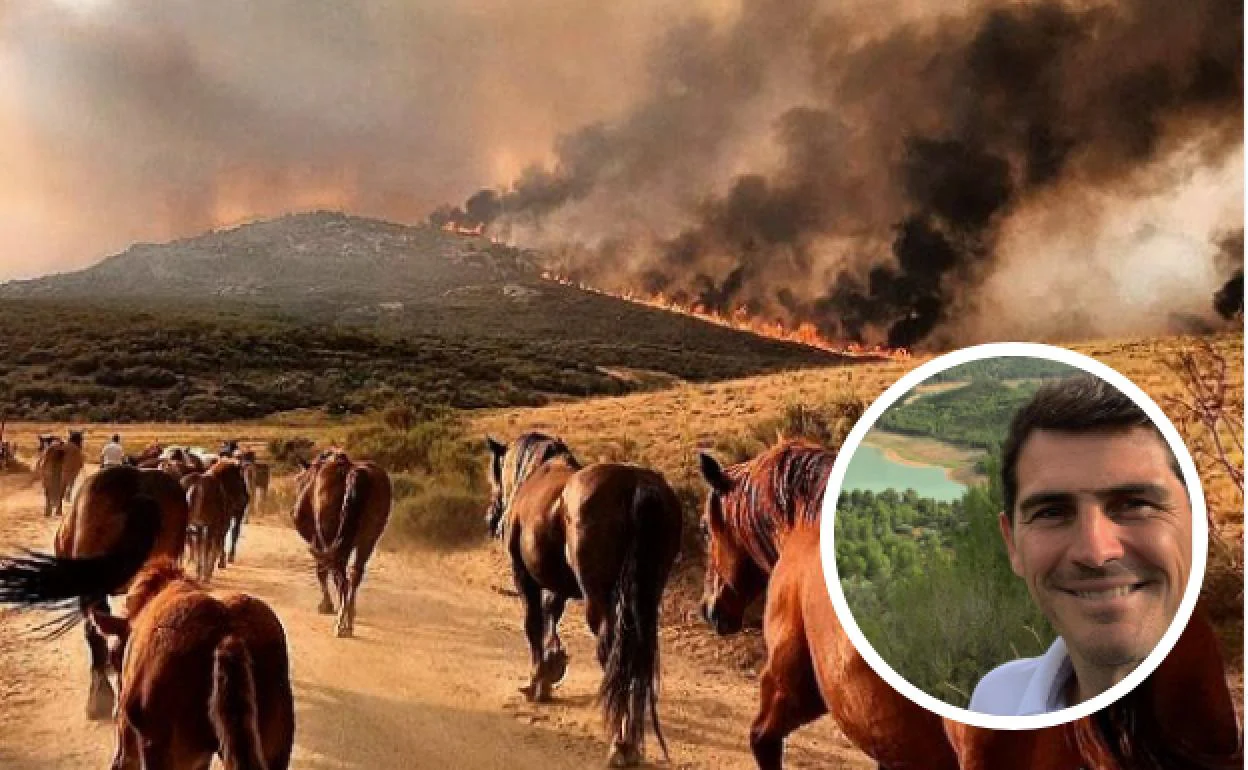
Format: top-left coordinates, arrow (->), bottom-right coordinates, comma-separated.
969,374 -> 1191,715
100,434 -> 126,469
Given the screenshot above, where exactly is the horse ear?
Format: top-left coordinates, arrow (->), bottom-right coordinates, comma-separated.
486,437 -> 506,487
698,451 -> 734,494
486,436 -> 507,457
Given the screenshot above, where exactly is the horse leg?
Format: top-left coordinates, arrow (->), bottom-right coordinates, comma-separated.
331,555 -> 355,638
227,513 -> 242,563
515,567 -> 552,702
83,597 -> 116,721
749,633 -> 827,770
337,545 -> 374,638
584,596 -> 612,667
541,591 -> 570,689
313,556 -> 335,614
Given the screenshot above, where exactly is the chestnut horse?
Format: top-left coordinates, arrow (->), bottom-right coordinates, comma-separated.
36,430 -> 85,517
182,471 -> 230,583
486,432 -> 683,767
946,604 -> 1242,770
697,441 -> 960,770
88,559 -> 295,770
0,465 -> 188,720
207,457 -> 250,566
291,449 -> 392,637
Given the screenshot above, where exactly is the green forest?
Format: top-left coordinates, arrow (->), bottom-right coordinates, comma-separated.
923,358 -> 1076,383
835,454 -> 1055,708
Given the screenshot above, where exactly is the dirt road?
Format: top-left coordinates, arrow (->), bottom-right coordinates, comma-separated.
0,472 -> 869,769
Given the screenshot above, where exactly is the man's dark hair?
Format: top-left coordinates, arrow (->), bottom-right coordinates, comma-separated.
1001,372 -> 1182,520
112,434 -> 120,442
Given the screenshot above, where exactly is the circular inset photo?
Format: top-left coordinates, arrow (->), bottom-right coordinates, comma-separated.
819,342 -> 1207,731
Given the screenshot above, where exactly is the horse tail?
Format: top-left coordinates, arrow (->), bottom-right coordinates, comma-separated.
0,495 -> 162,636
328,467 -> 369,562
599,478 -> 673,762
210,634 -> 267,770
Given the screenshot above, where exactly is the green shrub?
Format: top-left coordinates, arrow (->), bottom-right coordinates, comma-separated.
268,436 -> 316,469
388,489 -> 488,548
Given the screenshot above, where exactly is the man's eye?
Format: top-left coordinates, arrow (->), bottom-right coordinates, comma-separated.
1029,507 -> 1066,523
1114,498 -> 1157,517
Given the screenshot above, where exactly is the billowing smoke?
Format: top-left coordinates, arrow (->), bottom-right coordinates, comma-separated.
449,0 -> 1243,348
1214,230 -> 1244,320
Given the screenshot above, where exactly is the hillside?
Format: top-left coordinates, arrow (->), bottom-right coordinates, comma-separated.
0,212 -> 531,302
0,212 -> 876,421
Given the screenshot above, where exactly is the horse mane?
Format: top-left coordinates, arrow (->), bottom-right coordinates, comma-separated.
126,558 -> 195,619
717,441 -> 836,570
500,432 -> 580,509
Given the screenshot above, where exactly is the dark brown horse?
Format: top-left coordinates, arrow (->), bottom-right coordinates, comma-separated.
36,430 -> 85,517
240,451 -> 272,521
946,603 -> 1242,770
87,559 -> 295,770
291,449 -> 392,637
697,441 -> 960,770
0,465 -> 189,720
486,432 -> 683,767
182,471 -> 230,583
207,457 -> 250,566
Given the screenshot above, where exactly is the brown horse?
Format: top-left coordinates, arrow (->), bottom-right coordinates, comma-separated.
207,457 -> 250,566
182,471 -> 230,583
291,449 -> 392,637
486,432 -> 683,767
697,441 -> 960,770
0,465 -> 189,720
87,559 -> 295,770
36,430 -> 85,517
241,451 -> 272,521
945,603 -> 1242,770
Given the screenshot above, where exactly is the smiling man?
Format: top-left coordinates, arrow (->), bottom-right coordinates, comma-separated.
969,373 -> 1192,716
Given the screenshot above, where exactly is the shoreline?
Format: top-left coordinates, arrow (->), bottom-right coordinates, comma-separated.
861,430 -> 988,488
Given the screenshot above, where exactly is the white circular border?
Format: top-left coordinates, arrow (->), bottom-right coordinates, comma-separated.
818,341 -> 1208,731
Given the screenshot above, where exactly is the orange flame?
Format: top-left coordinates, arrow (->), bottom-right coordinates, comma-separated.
540,271 -> 909,360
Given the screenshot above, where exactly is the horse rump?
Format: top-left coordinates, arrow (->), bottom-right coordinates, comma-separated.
0,495 -> 163,636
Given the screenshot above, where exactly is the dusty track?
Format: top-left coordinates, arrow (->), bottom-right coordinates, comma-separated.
0,471 -> 870,769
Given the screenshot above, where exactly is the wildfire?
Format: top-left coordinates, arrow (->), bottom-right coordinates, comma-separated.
540,271 -> 910,360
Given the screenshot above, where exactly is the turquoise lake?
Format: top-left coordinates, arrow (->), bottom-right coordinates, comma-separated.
840,440 -> 967,502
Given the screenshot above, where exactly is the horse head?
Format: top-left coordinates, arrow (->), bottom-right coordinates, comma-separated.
484,433 -> 578,540
696,451 -> 767,635
485,436 -> 508,537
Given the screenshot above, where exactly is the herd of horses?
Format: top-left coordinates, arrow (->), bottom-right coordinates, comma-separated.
0,429 -> 1242,769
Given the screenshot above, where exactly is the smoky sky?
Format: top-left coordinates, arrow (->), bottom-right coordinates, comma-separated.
2,0 -> 1241,348
454,0 -> 1244,347
0,0 -> 699,278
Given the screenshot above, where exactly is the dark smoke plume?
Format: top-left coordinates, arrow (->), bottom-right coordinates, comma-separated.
451,0 -> 1243,348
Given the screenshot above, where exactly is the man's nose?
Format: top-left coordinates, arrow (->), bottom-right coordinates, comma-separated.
1069,504 -> 1125,567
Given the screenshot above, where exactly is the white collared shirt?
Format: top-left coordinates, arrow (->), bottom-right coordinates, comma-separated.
969,637 -> 1073,715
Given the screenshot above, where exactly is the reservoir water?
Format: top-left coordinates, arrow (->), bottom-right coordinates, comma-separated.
840,440 -> 967,502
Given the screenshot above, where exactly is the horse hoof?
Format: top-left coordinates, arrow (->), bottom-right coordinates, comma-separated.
543,649 -> 570,688
335,623 -> 353,639
318,602 -> 335,615
606,743 -> 642,767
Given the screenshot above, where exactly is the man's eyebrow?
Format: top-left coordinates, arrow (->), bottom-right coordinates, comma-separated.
1017,491 -> 1075,513
1018,482 -> 1172,513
